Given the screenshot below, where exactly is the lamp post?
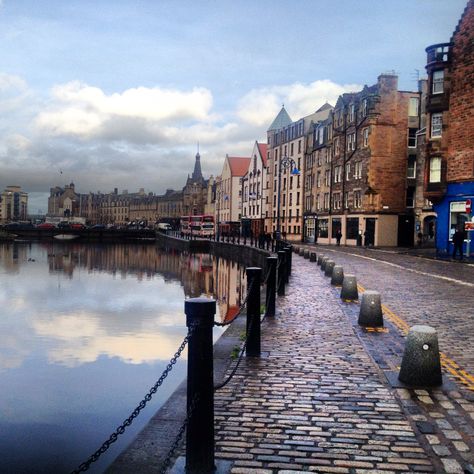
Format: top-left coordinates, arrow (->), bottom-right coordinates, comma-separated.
276,156 -> 300,250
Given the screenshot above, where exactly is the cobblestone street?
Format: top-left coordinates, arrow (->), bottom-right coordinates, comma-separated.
213,249 -> 474,473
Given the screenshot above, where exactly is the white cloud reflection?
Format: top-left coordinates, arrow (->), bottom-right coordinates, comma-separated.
32,313 -> 188,367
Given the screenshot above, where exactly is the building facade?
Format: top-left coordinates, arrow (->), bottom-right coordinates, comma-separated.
424,0 -> 474,257
241,141 -> 268,237
216,155 -> 250,232
0,186 -> 28,223
266,105 -> 332,242
306,74 -> 421,247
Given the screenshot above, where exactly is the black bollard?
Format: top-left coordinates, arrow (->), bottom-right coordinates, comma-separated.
185,298 -> 216,474
286,245 -> 293,276
246,267 -> 261,357
265,257 -> 277,318
283,246 -> 291,283
277,251 -> 286,296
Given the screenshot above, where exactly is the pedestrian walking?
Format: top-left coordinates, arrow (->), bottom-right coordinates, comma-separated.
335,229 -> 342,246
452,226 -> 466,260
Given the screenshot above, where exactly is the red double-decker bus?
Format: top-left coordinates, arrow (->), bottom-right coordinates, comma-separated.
180,214 -> 215,238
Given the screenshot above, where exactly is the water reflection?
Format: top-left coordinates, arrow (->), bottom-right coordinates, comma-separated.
0,241 -> 247,473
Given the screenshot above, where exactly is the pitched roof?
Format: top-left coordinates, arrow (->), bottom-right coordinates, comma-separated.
257,142 -> 268,166
267,106 -> 292,131
227,156 -> 251,177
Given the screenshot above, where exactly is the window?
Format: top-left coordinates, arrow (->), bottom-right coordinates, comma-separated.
316,171 -> 321,188
408,97 -> 419,117
335,138 -> 340,156
344,192 -> 349,209
319,127 -> 325,144
298,140 -> 301,153
290,143 -> 294,156
406,187 -> 415,208
345,163 -> 351,181
346,217 -> 359,239
361,99 -> 367,117
432,70 -> 444,94
347,132 -> 356,151
318,219 -> 328,238
349,104 -> 355,122
407,156 -> 416,178
323,193 -> 330,209
333,193 -> 341,209
431,113 -> 442,138
363,128 -> 369,147
354,161 -> 362,179
325,170 -> 331,186
408,128 -> 417,148
429,157 -> 442,183
334,166 -> 342,183
354,190 -> 362,208
297,192 -> 300,205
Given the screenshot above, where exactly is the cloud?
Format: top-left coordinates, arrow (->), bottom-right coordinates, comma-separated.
36,81 -> 214,140
237,79 -> 362,126
0,74 -> 363,211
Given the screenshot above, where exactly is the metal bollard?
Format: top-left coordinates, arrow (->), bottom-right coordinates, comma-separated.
358,290 -> 383,327
310,252 -> 317,262
246,267 -> 261,357
185,297 -> 216,473
265,257 -> 277,318
320,256 -> 329,271
340,275 -> 358,301
317,254 -> 324,266
303,249 -> 310,259
324,260 -> 335,277
331,265 -> 344,286
398,325 -> 442,387
283,247 -> 291,283
287,245 -> 293,276
277,251 -> 286,296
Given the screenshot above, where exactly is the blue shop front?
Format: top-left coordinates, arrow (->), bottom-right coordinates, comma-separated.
434,182 -> 474,257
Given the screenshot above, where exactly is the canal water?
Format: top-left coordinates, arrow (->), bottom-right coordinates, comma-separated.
0,241 -> 246,474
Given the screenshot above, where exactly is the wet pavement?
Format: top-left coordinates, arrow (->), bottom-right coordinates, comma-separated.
110,244 -> 474,473
212,248 -> 473,473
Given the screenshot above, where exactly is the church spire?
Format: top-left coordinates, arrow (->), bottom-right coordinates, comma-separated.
191,145 -> 204,183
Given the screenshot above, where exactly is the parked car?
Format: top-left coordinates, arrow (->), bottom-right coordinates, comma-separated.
90,224 -> 106,230
70,223 -> 86,230
37,223 -> 56,229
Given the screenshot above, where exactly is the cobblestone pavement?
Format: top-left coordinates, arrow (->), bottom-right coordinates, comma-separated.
212,253 -> 473,473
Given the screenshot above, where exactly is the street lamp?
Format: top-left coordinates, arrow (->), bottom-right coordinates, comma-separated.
276,155 -> 300,250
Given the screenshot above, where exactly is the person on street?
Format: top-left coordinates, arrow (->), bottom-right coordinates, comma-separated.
336,229 -> 342,246
452,226 -> 466,260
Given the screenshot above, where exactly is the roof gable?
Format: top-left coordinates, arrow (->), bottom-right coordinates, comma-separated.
257,142 -> 268,166
227,156 -> 251,177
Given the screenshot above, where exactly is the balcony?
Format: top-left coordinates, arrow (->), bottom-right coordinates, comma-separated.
425,43 -> 451,68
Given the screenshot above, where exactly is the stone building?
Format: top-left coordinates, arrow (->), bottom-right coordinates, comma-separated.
241,141 -> 268,237
48,183 -> 82,219
306,73 -> 421,247
182,151 -> 208,216
424,0 -> 474,257
266,104 -> 332,242
0,186 -> 28,222
216,155 -> 250,232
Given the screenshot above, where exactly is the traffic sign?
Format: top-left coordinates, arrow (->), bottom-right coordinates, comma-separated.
466,199 -> 472,214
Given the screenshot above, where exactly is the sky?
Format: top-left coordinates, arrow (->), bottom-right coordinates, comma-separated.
0,0 -> 468,213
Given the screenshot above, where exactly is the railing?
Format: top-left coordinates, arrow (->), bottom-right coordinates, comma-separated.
70,246 -> 293,474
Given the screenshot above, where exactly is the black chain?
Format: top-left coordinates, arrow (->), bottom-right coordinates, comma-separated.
159,394 -> 199,474
70,327 -> 194,474
214,309 -> 257,390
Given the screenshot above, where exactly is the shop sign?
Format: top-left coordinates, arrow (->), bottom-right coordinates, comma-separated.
450,201 -> 467,213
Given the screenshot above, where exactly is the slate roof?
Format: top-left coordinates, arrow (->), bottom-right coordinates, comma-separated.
267,106 -> 292,131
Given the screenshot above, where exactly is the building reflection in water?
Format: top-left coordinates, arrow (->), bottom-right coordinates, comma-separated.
1,241 -> 247,324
